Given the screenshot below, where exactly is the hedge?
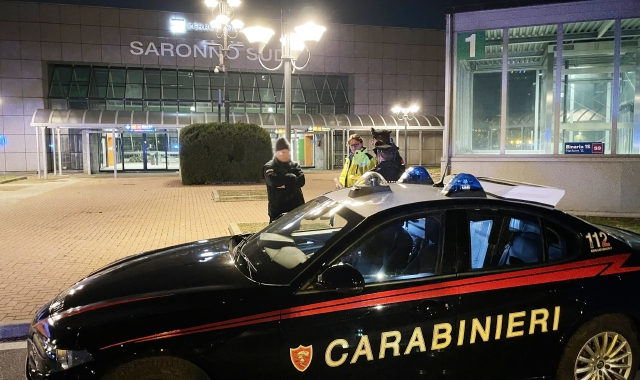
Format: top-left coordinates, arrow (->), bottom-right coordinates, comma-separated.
180,122 -> 273,185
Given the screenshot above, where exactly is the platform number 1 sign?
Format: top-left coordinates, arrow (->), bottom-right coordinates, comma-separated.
458,31 -> 486,60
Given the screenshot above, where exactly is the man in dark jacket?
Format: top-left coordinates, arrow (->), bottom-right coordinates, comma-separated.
371,141 -> 402,182
264,137 -> 306,223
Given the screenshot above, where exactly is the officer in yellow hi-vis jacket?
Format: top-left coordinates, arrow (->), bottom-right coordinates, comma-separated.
335,134 -> 377,188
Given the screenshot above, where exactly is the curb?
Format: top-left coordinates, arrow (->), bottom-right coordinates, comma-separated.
0,322 -> 30,342
228,223 -> 242,236
0,176 -> 27,184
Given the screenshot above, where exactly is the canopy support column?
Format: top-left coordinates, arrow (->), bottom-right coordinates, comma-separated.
419,131 -> 423,166
342,129 -> 346,163
35,126 -> 40,179
293,129 -> 298,163
113,128 -> 117,179
40,127 -> 47,180
50,130 -> 56,176
82,130 -> 91,175
56,128 -> 62,176
177,128 -> 181,176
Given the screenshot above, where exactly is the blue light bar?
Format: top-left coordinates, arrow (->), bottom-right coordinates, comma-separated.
441,173 -> 486,198
348,171 -> 391,198
398,166 -> 433,185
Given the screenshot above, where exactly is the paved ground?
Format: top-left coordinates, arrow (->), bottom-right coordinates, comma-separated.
0,170 -> 340,325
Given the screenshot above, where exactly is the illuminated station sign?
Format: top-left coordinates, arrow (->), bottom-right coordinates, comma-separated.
124,124 -> 155,132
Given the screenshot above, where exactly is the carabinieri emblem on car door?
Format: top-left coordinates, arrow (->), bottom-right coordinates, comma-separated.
290,345 -> 313,372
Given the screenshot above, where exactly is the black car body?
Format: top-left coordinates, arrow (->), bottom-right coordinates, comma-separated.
26,172 -> 640,380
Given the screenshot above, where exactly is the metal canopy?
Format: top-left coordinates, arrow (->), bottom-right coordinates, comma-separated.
31,110 -> 445,130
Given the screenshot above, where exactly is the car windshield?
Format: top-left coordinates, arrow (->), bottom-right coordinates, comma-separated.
235,197 -> 363,285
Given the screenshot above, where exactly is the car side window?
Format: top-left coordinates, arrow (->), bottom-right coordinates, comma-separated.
543,220 -> 578,261
468,210 -> 543,269
338,213 -> 443,284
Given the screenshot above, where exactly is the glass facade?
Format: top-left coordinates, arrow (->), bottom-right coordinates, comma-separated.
454,18 -> 640,155
48,65 -> 350,115
99,131 -> 180,171
620,18 -> 640,154
560,21 -> 615,154
455,28 -> 503,154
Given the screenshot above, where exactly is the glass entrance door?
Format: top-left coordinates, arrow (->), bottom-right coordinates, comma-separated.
99,131 -> 180,171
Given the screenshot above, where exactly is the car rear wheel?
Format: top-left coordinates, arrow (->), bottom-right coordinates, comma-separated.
557,315 -> 639,380
102,356 -> 211,380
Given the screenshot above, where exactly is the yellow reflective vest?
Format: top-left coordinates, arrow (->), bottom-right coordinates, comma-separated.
339,148 -> 377,188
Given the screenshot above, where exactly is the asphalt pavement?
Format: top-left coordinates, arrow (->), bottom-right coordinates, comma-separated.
0,342 -> 26,380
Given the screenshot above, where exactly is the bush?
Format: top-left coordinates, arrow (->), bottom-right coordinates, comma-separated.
180,122 -> 273,185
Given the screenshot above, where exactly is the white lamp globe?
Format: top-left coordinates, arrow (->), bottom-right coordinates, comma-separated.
242,26 -> 275,53
230,19 -> 244,31
215,14 -> 230,25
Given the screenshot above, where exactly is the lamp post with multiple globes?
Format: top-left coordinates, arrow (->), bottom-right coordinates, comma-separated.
392,104 -> 419,163
204,0 -> 245,123
242,21 -> 326,141
204,0 -> 326,142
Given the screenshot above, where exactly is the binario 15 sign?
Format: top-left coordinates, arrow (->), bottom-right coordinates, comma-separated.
564,142 -> 605,154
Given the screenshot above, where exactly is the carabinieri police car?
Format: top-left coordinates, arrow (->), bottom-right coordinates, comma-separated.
27,169 -> 640,380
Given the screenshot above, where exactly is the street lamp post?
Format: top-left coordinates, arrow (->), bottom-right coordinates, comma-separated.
392,104 -> 419,164
243,21 -> 325,141
205,0 -> 245,123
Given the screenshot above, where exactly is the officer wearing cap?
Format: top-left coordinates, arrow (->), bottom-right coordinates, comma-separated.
264,137 -> 306,223
371,141 -> 402,182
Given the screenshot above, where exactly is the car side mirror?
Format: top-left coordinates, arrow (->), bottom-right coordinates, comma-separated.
317,263 -> 364,293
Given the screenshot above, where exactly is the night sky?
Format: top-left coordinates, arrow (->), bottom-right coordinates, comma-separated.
18,0 -> 586,29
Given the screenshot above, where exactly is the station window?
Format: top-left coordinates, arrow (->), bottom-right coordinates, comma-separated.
559,21 -> 615,154
47,65 -> 350,115
506,25 -> 559,154
454,18 -> 639,155
455,28 -> 504,154
619,18 -> 640,155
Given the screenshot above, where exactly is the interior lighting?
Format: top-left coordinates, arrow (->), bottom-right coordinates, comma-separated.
204,0 -> 219,7
227,0 -> 241,7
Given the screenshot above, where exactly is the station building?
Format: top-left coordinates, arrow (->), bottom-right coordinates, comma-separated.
445,0 -> 640,215
2,0 -> 636,215
0,0 -> 445,175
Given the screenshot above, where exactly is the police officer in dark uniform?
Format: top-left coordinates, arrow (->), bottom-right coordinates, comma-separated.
371,141 -> 402,182
264,137 -> 306,223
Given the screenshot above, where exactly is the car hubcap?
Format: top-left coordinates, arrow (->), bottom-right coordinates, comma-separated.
575,331 -> 633,380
